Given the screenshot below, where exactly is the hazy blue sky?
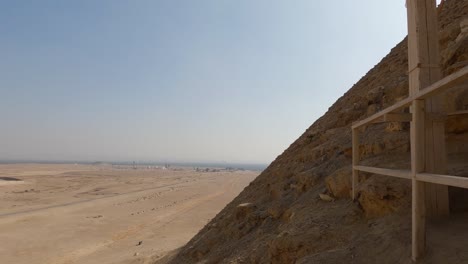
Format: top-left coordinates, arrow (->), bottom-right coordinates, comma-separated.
1,1 -> 411,164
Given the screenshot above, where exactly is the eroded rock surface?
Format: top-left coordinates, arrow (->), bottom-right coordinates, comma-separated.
163,1 -> 468,263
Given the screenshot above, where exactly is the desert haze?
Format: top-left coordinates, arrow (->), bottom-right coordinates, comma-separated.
0,163 -> 257,264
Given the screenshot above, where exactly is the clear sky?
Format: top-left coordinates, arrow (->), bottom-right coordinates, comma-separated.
0,1 -> 410,164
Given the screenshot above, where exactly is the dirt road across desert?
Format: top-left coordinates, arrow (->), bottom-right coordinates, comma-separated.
0,164 -> 257,264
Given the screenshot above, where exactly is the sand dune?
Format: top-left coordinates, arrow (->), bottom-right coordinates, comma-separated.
0,164 -> 257,264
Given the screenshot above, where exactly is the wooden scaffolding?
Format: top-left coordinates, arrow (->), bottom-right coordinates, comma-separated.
351,0 -> 468,261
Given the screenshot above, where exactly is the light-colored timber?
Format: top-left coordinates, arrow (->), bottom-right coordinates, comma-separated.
416,173 -> 468,189
447,110 -> 468,116
352,128 -> 359,200
351,65 -> 468,129
353,166 -> 411,179
384,113 -> 412,122
408,0 -> 446,256
371,113 -> 413,124
352,97 -> 413,129
411,99 -> 426,260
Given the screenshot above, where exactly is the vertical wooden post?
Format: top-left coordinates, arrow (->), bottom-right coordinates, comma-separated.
411,100 -> 426,260
352,128 -> 359,200
422,0 -> 450,218
407,0 -> 449,260
407,0 -> 449,218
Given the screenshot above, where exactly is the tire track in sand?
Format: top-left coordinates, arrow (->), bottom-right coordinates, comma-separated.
48,175 -> 241,264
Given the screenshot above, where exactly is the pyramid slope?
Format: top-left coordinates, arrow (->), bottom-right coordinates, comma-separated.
164,1 -> 468,263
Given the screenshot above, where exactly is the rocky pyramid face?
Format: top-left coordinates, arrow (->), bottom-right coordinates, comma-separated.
163,1 -> 468,263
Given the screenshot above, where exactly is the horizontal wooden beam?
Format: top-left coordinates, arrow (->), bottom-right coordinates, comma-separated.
370,113 -> 412,124
370,116 -> 385,124
447,110 -> 468,116
385,113 -> 412,122
352,65 -> 468,129
352,128 -> 359,200
415,65 -> 468,100
352,98 -> 412,129
416,173 -> 468,189
354,165 -> 412,179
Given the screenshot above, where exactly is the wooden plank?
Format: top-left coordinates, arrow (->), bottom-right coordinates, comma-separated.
416,173 -> 468,189
447,110 -> 468,116
411,102 -> 426,259
352,98 -> 412,128
410,99 -> 426,261
384,113 -> 412,122
410,101 -> 426,174
408,0 -> 444,257
371,113 -> 412,124
408,10 -> 429,244
369,116 -> 385,124
353,165 -> 412,179
407,21 -> 426,257
416,65 -> 468,100
407,0 -> 419,97
412,180 -> 426,261
415,0 -> 450,218
351,65 -> 468,129
425,111 -> 450,217
352,128 -> 359,200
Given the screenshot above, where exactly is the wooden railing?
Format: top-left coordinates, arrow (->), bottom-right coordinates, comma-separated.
351,65 -> 468,200
351,65 -> 468,260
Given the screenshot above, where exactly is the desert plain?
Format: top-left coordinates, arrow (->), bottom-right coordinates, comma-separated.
0,163 -> 257,264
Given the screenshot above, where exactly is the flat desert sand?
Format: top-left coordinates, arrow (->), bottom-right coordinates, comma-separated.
0,163 -> 258,264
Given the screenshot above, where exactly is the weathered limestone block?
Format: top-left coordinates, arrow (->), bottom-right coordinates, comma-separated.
325,166 -> 352,199
357,176 -> 411,218
386,122 -> 405,132
367,104 -> 380,116
442,18 -> 468,73
236,203 -> 256,220
366,86 -> 385,104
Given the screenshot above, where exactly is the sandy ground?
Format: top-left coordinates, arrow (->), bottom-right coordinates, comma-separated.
0,164 -> 258,264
